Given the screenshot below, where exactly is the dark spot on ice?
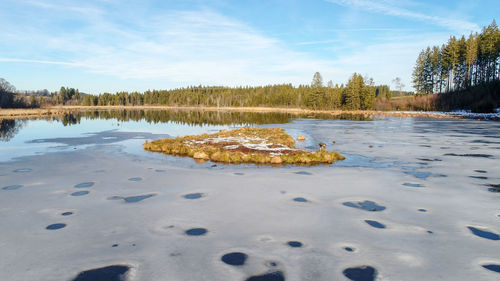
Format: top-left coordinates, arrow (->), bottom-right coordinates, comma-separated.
107,196 -> 123,200
71,191 -> 89,196
112,244 -> 118,247
155,169 -> 166,173
221,252 -> 248,266
2,184 -> 23,190
294,171 -> 312,175
418,209 -> 427,212
280,191 -> 286,194
343,266 -> 377,281
475,170 -> 487,173
472,139 -> 500,144
469,176 -> 488,180
403,183 -> 424,188
293,197 -> 308,203
420,145 -> 431,148
418,158 -> 441,162
46,223 -> 66,230
246,271 -> 284,281
342,200 -> 386,212
61,212 -> 73,216
234,172 -> 245,176
467,226 -> 500,240
482,264 -> 500,273
444,153 -> 493,158
13,168 -> 32,173
128,177 -> 142,181
487,184 -> 500,193
365,220 -> 386,229
124,194 -> 155,203
427,230 -> 433,234
265,261 -> 278,268
70,265 -> 130,281
184,193 -> 203,199
185,228 -> 207,236
170,252 -> 181,257
74,182 -> 94,188
404,171 -> 446,179
344,247 -> 354,252
287,241 -> 302,248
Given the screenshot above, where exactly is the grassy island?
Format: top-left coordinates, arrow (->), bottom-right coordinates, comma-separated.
144,127 -> 345,165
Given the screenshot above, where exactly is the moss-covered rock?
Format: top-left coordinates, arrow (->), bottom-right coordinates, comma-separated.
144,127 -> 344,165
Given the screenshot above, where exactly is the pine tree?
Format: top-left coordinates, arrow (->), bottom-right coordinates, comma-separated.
412,50 -> 426,94
343,73 -> 362,109
311,72 -> 323,88
465,33 -> 478,87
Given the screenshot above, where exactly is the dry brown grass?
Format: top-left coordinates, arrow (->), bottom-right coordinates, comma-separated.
0,105 -> 461,120
144,127 -> 345,165
0,108 -> 76,119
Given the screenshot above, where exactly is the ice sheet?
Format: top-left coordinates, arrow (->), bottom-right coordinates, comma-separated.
0,116 -> 499,281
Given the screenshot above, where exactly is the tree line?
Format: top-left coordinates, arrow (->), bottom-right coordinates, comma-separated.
1,73 -> 390,110
0,79 -> 82,108
412,20 -> 500,94
81,72 -> 390,110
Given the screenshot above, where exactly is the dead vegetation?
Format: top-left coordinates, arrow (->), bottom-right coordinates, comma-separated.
144,127 -> 345,165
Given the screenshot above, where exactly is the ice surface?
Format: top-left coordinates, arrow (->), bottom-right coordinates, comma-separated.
0,115 -> 500,280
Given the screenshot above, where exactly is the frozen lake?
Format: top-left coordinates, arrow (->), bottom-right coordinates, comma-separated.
0,110 -> 499,281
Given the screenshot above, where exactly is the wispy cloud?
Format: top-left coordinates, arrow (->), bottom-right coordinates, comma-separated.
1,0 -> 477,92
296,39 -> 341,45
326,0 -> 479,32
0,6 -> 442,91
24,0 -> 103,16
0,58 -> 77,66
0,6 -> 346,87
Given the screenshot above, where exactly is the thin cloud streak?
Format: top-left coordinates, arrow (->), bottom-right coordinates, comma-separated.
296,39 -> 341,45
0,58 -> 77,66
326,0 -> 479,32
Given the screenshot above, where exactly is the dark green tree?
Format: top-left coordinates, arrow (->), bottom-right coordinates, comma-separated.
0,78 -> 16,108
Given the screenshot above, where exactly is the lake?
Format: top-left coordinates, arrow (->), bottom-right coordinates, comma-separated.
1,109 -> 499,281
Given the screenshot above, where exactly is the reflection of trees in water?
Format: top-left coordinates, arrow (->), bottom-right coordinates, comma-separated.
1,110 -> 374,141
56,110 -> 373,126
0,119 -> 26,141
61,113 -> 80,126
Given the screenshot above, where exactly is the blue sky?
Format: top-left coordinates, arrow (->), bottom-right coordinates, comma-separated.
0,0 -> 497,93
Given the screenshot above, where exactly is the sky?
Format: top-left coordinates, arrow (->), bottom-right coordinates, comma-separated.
0,0 -> 498,94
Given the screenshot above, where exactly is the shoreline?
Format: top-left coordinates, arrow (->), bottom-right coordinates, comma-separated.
0,105 -> 493,120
